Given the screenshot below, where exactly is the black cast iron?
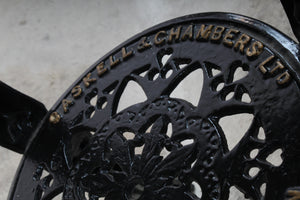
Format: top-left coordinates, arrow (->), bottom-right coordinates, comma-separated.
281,0 -> 300,42
0,81 -> 47,153
1,2 -> 300,200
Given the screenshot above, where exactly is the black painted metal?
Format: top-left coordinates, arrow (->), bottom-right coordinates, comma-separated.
0,81 -> 47,153
1,6 -> 300,200
281,0 -> 300,42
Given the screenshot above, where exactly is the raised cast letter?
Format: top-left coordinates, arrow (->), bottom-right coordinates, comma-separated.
83,73 -> 97,87
168,26 -> 182,43
71,85 -> 82,98
109,55 -> 121,67
196,24 -> 214,40
210,26 -> 225,41
258,55 -> 274,74
234,34 -> 251,53
181,25 -> 194,41
154,30 -> 167,46
62,99 -> 73,113
286,188 -> 300,199
96,62 -> 108,77
246,41 -> 264,57
223,29 -> 239,47
277,71 -> 291,85
270,61 -> 285,75
138,37 -> 152,52
122,47 -> 133,60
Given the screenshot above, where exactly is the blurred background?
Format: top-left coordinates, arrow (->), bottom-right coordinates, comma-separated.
0,0 -> 297,199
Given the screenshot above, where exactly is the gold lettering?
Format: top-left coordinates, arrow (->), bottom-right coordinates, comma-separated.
270,61 -> 285,75
154,30 -> 167,46
277,71 -> 291,85
287,189 -> 300,200
122,47 -> 133,60
49,112 -> 61,124
83,73 -> 97,87
109,55 -> 120,67
168,26 -> 182,43
96,62 -> 108,77
71,85 -> 82,98
138,37 -> 152,52
210,26 -> 225,41
258,55 -> 274,74
62,99 -> 73,113
246,41 -> 264,57
234,34 -> 251,53
181,25 -> 194,41
196,24 -> 214,40
223,29 -> 239,47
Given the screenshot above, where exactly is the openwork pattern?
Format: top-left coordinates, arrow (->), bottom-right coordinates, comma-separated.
35,47 -> 286,200
10,14 -> 300,200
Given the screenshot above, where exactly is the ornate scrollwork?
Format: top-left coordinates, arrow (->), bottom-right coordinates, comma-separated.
14,15 -> 300,200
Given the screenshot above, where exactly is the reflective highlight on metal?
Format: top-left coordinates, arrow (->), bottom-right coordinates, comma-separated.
1,3 -> 300,200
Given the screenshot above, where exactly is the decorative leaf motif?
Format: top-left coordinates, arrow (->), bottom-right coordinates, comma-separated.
209,61 -> 251,104
38,44 -> 291,200
156,144 -> 195,175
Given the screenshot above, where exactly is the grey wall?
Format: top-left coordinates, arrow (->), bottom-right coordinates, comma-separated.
0,0 -> 296,199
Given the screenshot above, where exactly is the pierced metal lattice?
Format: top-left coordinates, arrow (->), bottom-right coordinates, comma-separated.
8,13 -> 300,200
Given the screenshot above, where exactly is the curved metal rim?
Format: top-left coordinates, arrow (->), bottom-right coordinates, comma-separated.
48,12 -> 300,114
9,11 -> 300,200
